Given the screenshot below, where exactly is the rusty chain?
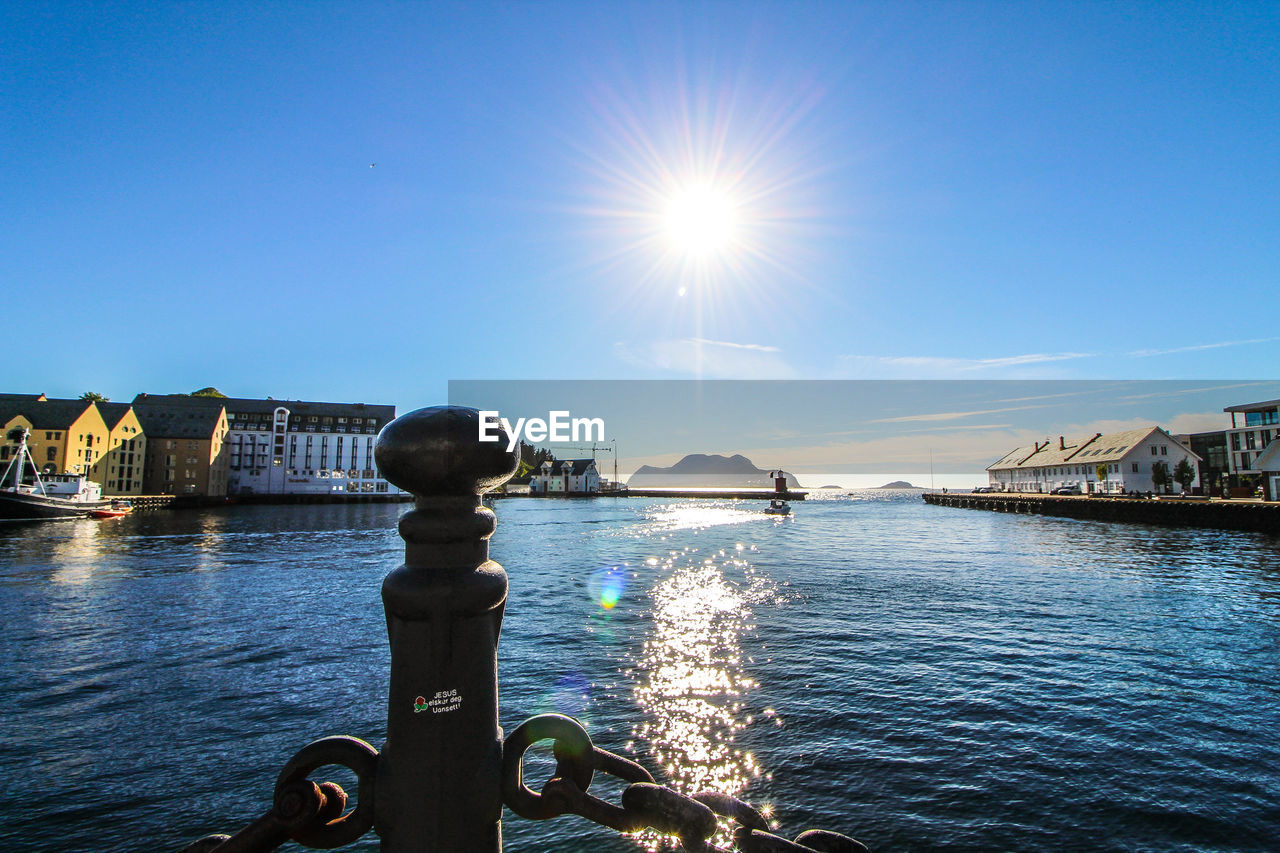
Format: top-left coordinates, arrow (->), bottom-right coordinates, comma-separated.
501,713 -> 870,853
178,735 -> 378,853
181,714 -> 865,852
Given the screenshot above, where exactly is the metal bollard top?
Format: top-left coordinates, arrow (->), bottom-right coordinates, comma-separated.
375,406 -> 517,497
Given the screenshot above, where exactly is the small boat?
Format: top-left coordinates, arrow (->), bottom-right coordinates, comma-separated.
0,427 -> 113,520
90,501 -> 132,520
764,498 -> 791,515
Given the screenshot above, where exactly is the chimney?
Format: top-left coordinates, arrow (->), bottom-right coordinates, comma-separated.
1059,436 -> 1066,450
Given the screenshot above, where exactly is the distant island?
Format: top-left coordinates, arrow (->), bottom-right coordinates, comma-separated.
874,481 -> 918,489
627,454 -> 803,489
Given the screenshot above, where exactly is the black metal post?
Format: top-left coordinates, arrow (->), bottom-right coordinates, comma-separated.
372,407 -> 517,851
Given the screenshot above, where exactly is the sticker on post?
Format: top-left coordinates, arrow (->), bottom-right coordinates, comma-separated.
415,689 -> 462,714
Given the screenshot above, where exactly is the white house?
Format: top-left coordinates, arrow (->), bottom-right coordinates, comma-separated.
530,459 -> 601,495
987,426 -> 1201,495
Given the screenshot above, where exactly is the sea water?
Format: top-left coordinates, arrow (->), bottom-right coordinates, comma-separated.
1,492 -> 1277,851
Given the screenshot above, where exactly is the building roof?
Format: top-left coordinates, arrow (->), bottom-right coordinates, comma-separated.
6,399 -> 97,430
1224,399 -> 1280,413
132,402 -> 226,440
133,393 -> 394,421
540,459 -> 597,476
987,426 -> 1199,471
0,402 -> 32,427
96,402 -> 136,430
0,393 -> 47,401
1255,439 -> 1280,472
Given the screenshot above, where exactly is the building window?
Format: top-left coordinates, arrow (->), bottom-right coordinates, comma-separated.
1150,446 -> 1157,455
1231,433 -> 1240,451
1245,432 -> 1256,450
1240,453 -> 1251,470
1132,463 -> 1139,472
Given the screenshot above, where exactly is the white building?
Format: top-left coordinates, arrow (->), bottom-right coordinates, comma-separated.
1253,439 -> 1280,502
134,395 -> 402,497
987,426 -> 1201,495
530,459 -> 601,495
1223,398 -> 1280,484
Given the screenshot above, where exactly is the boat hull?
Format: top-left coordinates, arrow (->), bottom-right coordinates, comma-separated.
0,490 -> 112,520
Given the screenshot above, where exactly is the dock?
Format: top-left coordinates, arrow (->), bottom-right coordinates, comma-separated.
923,492 -> 1279,534
621,488 -> 806,500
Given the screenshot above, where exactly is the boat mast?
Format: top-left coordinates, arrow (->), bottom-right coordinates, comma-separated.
3,427 -> 27,490
2,427 -> 47,495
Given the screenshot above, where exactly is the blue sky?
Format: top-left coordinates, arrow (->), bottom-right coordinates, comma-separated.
3,2 -> 1277,412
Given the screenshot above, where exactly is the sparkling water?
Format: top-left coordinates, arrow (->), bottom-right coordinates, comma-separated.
1,492 -> 1277,851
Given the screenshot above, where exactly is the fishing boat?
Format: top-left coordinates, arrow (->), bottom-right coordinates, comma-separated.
0,427 -> 112,520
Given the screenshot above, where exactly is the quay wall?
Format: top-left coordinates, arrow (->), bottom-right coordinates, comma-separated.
923,492 -> 1279,534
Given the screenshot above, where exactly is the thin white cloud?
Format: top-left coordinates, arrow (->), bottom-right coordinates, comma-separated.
688,337 -> 781,353
839,352 -> 1095,375
869,404 -> 1050,424
613,338 -> 797,379
1116,382 -> 1274,402
1126,337 -> 1279,358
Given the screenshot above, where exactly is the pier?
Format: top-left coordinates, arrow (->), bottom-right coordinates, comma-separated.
923,492 -> 1280,534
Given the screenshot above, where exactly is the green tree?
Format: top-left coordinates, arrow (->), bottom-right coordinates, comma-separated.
1173,458 -> 1196,493
1095,463 -> 1109,489
190,387 -> 227,398
79,391 -> 109,402
1151,460 -> 1171,494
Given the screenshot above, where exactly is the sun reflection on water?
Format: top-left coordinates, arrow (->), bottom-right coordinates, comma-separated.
630,547 -> 775,849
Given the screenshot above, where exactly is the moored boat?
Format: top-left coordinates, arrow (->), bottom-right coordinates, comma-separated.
0,427 -> 112,520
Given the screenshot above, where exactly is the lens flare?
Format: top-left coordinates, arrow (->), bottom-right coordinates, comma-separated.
589,564 -> 628,610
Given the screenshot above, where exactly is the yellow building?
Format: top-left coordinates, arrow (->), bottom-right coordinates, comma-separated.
0,398 -> 109,478
93,403 -> 147,496
1,410 -> 35,474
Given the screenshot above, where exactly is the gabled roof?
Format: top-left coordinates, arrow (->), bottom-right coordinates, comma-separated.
987,426 -> 1200,471
11,399 -> 97,430
132,402 -> 226,439
0,402 -> 33,426
96,402 -> 137,430
1254,439 -> 1280,472
0,393 -> 46,401
539,459 -> 597,476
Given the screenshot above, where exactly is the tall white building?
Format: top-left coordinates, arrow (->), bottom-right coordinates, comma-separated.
1222,398 -> 1280,484
987,426 -> 1201,495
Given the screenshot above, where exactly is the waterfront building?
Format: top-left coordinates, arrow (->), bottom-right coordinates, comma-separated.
987,426 -> 1201,494
529,459 -> 601,495
133,394 -> 399,497
1222,398 -> 1279,486
1253,440 -> 1280,501
0,398 -> 110,478
1179,431 -> 1229,494
93,403 -> 147,496
132,399 -> 231,496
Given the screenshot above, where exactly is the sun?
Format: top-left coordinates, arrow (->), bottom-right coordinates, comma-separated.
663,184 -> 738,257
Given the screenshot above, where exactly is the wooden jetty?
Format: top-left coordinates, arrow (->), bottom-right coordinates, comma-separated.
923,492 -> 1279,534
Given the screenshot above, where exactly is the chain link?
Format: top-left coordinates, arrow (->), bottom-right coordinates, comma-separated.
501,713 -> 869,853
178,736 -> 378,853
